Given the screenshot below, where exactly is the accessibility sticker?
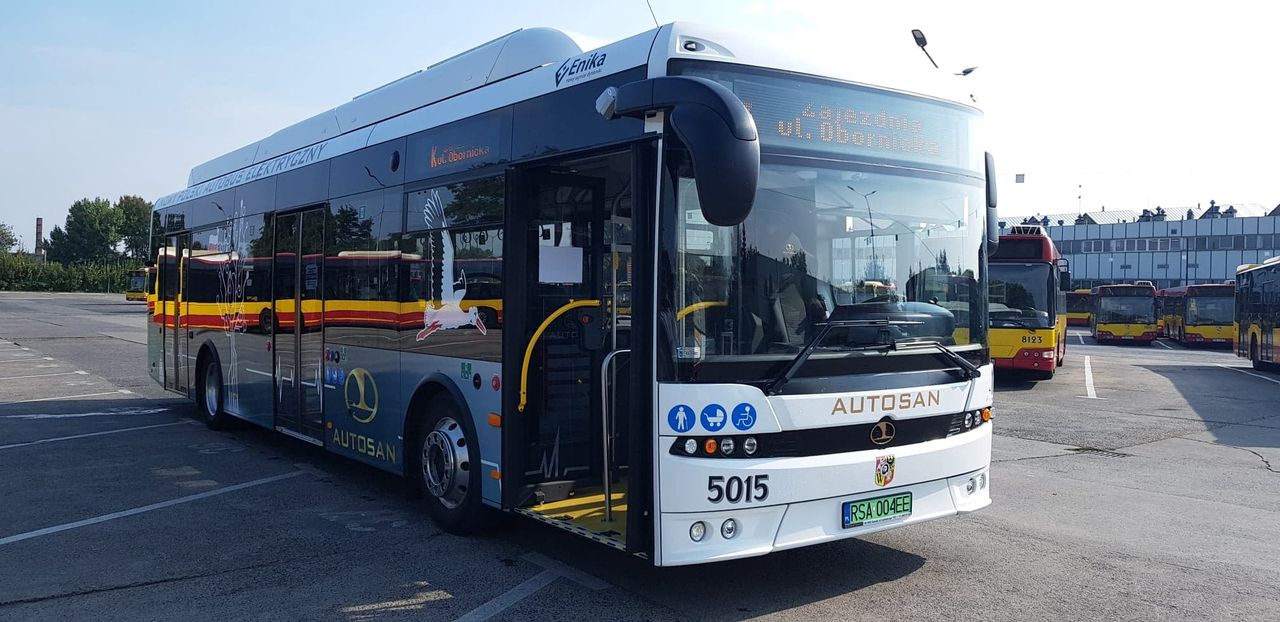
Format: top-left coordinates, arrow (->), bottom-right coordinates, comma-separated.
731,403 -> 757,431
668,404 -> 696,433
700,403 -> 728,432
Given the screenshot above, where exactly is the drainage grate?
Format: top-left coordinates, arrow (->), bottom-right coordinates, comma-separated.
1067,447 -> 1130,458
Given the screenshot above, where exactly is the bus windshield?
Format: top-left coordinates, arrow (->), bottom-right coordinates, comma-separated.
1067,292 -> 1091,314
1098,296 -> 1155,324
1188,295 -> 1233,325
127,273 -> 147,292
663,159 -> 985,381
988,263 -> 1053,329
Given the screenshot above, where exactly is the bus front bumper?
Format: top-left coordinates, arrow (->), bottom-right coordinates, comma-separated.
656,424 -> 991,566
993,348 -> 1057,372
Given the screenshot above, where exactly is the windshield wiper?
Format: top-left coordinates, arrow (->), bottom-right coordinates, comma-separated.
763,319 -> 921,396
895,339 -> 982,380
990,317 -> 1042,330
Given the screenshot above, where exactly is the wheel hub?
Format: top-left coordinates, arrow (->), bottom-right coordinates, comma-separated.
422,417 -> 469,509
203,363 -> 219,416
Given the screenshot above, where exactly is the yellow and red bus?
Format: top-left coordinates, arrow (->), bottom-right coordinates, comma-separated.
1160,284 -> 1235,347
1236,257 -> 1280,370
988,225 -> 1070,379
125,268 -> 149,302
1091,284 -> 1158,344
1066,288 -> 1091,327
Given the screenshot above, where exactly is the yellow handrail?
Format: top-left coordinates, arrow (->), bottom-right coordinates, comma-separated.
518,299 -> 601,412
675,300 -> 727,320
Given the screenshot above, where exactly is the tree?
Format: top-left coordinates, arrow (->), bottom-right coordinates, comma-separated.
0,222 -> 16,253
115,195 -> 152,261
47,198 -> 118,264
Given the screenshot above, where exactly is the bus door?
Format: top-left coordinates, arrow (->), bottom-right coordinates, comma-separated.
504,150 -> 639,549
272,208 -> 326,442
161,233 -> 191,394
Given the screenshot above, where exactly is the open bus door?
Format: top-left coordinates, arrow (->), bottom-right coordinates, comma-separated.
501,147 -> 654,554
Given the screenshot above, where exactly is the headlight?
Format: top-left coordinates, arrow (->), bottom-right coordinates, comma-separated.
690,521 -> 707,542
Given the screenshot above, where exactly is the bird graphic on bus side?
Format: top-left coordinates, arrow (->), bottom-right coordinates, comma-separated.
416,189 -> 487,341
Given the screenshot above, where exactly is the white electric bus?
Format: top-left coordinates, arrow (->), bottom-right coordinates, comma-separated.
148,23 -> 996,566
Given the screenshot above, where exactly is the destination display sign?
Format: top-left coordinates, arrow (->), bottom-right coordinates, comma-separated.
677,65 -> 980,174
406,109 -> 510,181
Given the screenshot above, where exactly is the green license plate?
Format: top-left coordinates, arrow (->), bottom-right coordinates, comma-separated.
842,492 -> 912,529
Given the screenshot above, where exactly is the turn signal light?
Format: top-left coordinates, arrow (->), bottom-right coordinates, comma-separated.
981,407 -> 992,422
704,438 -> 718,454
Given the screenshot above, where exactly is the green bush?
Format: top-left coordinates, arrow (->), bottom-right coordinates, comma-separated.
0,254 -> 139,293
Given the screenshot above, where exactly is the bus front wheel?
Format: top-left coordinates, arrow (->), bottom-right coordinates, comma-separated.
1251,336 -> 1265,371
414,397 -> 494,534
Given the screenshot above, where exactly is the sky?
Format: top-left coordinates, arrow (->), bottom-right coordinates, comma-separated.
2,0 -> 1278,250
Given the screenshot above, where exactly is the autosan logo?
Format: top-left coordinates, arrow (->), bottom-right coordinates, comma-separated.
555,51 -> 607,87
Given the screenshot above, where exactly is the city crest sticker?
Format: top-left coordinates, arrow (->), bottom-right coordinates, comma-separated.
875,455 -> 896,487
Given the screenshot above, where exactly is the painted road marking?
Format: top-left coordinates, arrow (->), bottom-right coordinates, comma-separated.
0,389 -> 132,405
0,371 -> 88,381
1080,355 -> 1100,399
1078,334 -> 1085,345
0,421 -> 186,451
1216,364 -> 1280,386
0,471 -> 307,546
453,553 -> 609,622
0,357 -> 54,364
1154,340 -> 1172,349
1,406 -> 171,420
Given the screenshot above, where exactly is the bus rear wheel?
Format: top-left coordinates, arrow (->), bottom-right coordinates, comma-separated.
414,397 -> 494,534
1251,336 -> 1265,371
198,353 -> 232,430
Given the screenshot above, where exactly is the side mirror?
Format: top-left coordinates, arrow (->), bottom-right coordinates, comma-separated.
985,152 -> 999,250
1056,258 -> 1072,291
598,76 -> 760,226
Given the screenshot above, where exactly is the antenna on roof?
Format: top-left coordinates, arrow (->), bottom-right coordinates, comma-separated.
644,0 -> 659,28
911,30 -> 939,69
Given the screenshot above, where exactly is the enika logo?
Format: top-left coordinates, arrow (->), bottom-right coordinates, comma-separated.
555,51 -> 607,87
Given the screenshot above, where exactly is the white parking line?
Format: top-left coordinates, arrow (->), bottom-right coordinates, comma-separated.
1154,340 -> 1172,349
1216,364 -> 1280,386
0,421 -> 186,451
0,470 -> 307,546
1080,355 -> 1100,399
452,553 -> 609,622
1078,334 -> 1085,345
0,371 -> 88,381
0,357 -> 53,364
0,389 -> 131,405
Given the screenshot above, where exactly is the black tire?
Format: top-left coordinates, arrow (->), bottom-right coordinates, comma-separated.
1251,336 -> 1265,371
259,308 -> 275,334
1030,369 -> 1055,381
198,352 -> 232,430
412,396 -> 495,534
1056,340 -> 1065,367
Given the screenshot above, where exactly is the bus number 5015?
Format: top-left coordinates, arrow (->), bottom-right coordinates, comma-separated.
707,475 -> 769,504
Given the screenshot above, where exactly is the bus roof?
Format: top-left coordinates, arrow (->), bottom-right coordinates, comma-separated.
1237,255 -> 1280,276
158,23 -> 976,211
992,225 -> 1061,263
1159,283 -> 1235,297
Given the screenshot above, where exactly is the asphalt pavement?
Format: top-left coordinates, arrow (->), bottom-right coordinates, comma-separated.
1,292 -> 1278,621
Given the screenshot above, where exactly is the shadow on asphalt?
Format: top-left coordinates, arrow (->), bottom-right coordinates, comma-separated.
1138,363 -> 1280,450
